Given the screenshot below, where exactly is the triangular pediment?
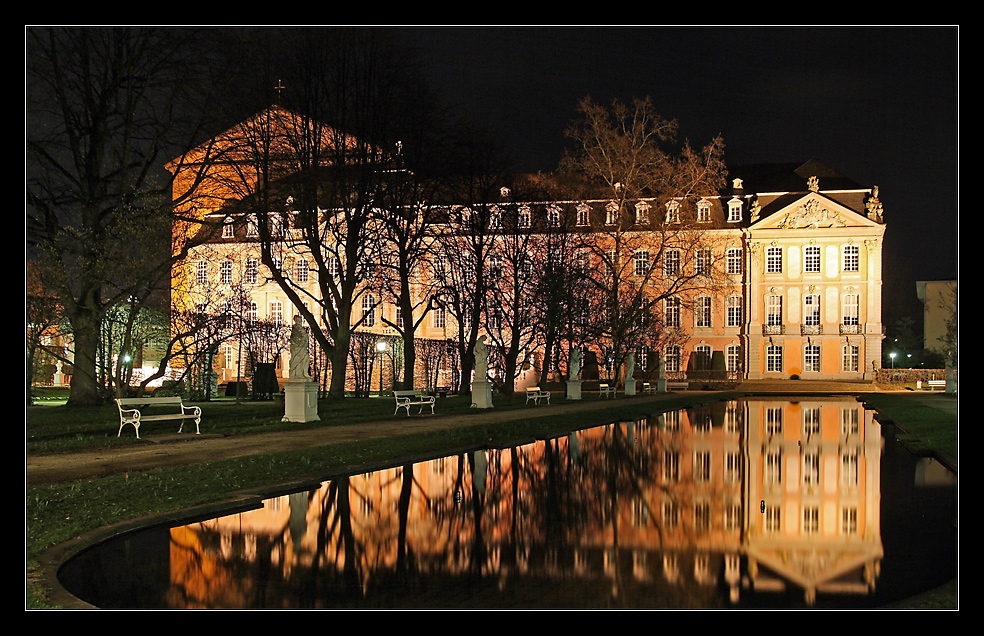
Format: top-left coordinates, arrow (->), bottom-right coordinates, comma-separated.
751,191 -> 879,230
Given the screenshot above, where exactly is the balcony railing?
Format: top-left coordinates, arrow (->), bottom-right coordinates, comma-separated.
762,324 -> 785,335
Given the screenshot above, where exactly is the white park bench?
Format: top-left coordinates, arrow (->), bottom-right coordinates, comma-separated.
665,381 -> 689,391
599,384 -> 617,398
525,386 -> 551,405
115,396 -> 202,439
393,390 -> 436,416
923,379 -> 947,390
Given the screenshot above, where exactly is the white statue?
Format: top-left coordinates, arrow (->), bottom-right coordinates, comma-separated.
288,315 -> 312,380
473,335 -> 489,380
626,352 -> 635,378
569,347 -> 582,381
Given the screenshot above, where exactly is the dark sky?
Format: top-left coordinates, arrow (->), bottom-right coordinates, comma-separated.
400,26 -> 959,321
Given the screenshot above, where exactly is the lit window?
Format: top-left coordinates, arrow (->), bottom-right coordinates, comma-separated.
664,297 -> 681,328
804,344 -> 820,372
727,295 -> 743,328
663,249 -> 681,277
804,294 -> 821,326
433,306 -> 445,329
269,300 -> 283,325
766,246 -> 782,273
576,204 -> 590,226
245,257 -> 258,285
766,295 -> 783,326
695,297 -> 711,328
196,261 -> 208,285
727,198 -> 742,223
726,247 -> 743,274
219,260 -> 233,284
296,259 -> 309,283
697,199 -> 711,223
843,244 -> 859,272
804,245 -> 821,273
362,294 -> 376,327
766,344 -> 783,372
665,200 -> 680,224
633,250 -> 650,276
696,248 -> 712,275
843,294 -> 859,326
222,219 -> 234,238
842,344 -> 860,372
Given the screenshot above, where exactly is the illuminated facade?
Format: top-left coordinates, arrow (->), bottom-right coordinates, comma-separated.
170,110 -> 886,388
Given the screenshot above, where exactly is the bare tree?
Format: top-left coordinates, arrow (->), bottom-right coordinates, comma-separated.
559,96 -> 728,382
27,27 -> 230,405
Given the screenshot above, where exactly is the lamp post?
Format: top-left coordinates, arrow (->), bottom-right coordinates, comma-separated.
890,352 -> 897,369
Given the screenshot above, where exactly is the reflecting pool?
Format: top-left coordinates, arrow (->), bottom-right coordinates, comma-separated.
58,397 -> 956,609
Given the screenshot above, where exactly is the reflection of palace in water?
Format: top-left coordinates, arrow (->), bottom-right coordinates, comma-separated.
167,397 -> 883,608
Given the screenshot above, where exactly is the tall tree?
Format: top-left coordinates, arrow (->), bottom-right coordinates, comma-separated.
27,27 -> 226,405
559,96 -> 728,382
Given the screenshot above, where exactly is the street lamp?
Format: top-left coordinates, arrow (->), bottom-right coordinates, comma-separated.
890,352 -> 897,369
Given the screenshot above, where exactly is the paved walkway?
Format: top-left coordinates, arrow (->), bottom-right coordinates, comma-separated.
27,381 -> 934,485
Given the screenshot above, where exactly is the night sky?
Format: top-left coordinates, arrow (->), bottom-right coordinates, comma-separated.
398,26 -> 959,322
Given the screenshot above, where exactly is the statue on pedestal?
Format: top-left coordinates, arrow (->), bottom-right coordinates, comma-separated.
289,315 -> 312,380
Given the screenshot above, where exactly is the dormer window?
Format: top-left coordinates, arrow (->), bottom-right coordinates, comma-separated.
697,199 -> 711,223
606,201 -> 619,225
635,200 -> 651,224
665,200 -> 681,224
728,198 -> 743,223
518,205 -> 531,228
576,203 -> 591,226
547,204 -> 562,227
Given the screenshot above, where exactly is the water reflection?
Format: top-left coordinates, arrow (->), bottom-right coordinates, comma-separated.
61,397 -> 956,609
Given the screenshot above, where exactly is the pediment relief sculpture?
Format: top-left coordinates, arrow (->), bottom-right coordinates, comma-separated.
777,199 -> 846,229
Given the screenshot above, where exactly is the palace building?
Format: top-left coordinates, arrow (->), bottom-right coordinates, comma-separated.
170,109 -> 886,391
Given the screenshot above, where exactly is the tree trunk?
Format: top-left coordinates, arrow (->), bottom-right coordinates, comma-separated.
66,312 -> 102,405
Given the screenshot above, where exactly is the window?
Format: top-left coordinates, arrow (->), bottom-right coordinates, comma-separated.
841,450 -> 859,487
662,450 -> 680,482
726,295 -> 743,328
843,294 -> 859,326
635,200 -> 650,224
803,507 -> 820,534
246,301 -> 257,323
663,249 -> 681,277
664,297 -> 681,328
694,501 -> 711,532
662,498 -> 679,528
222,219 -> 234,238
665,345 -> 681,372
766,344 -> 783,372
727,198 -> 742,223
724,502 -> 741,531
765,505 -> 781,533
547,204 -> 561,227
296,258 -> 309,283
433,306 -> 445,329
518,206 -> 531,228
843,244 -> 859,272
576,203 -> 590,226
697,199 -> 711,223
841,507 -> 858,535
803,450 -> 820,485
633,250 -> 650,276
804,407 -> 821,439
766,294 -> 783,326
804,343 -> 820,372
269,300 -> 283,325
765,451 -> 782,485
665,200 -> 680,224
804,294 -> 821,326
196,261 -> 208,285
766,246 -> 783,273
766,406 -> 783,436
695,248 -> 712,276
245,257 -> 258,285
606,201 -> 619,225
842,344 -> 860,372
362,294 -> 376,327
804,245 -> 821,273
694,451 -> 711,482
726,344 -> 741,374
842,408 -> 860,438
219,260 -> 233,284
727,247 -> 743,274
725,451 -> 741,484
695,297 -> 711,328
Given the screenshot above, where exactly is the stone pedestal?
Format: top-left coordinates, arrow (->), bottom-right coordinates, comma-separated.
625,378 -> 636,396
566,379 -> 582,400
283,380 -> 320,422
471,379 -> 493,409
658,378 -> 667,393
